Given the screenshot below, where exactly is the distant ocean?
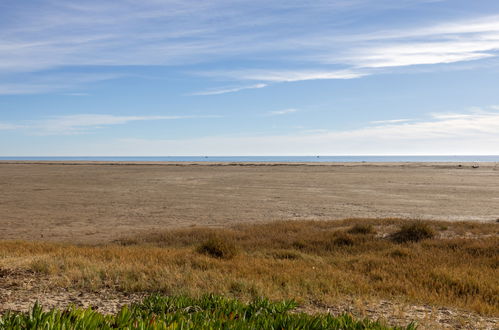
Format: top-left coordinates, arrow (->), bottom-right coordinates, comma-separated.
1,156 -> 499,162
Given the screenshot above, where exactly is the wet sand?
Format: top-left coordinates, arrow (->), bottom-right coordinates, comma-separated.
1,161 -> 498,243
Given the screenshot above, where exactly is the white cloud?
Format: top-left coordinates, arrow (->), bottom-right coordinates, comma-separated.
267,109 -> 298,116
0,73 -> 121,95
0,123 -> 23,131
189,83 -> 267,96
3,1 -> 499,95
326,16 -> 499,68
4,114 -> 220,135
345,41 -> 498,68
369,118 -> 413,125
199,69 -> 367,83
68,108 -> 499,156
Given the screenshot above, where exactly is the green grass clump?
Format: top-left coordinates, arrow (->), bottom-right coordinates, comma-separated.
197,236 -> 238,259
0,294 -> 416,329
390,222 -> 435,243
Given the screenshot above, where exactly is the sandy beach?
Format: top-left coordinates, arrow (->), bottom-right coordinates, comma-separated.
1,161 -> 498,243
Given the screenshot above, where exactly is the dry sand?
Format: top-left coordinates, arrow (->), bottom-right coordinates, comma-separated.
1,161 -> 498,243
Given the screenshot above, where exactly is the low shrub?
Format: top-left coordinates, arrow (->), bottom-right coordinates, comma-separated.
390,222 -> 435,243
197,236 -> 238,259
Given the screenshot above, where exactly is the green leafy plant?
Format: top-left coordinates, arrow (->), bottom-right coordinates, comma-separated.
0,294 -> 417,329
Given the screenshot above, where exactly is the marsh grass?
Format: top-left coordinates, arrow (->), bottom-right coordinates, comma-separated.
0,219 -> 497,316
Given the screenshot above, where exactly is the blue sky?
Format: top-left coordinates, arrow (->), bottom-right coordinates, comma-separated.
1,0 -> 499,155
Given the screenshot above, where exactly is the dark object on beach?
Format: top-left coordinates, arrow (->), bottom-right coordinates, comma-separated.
390,222 -> 435,243
457,164 -> 462,168
197,236 -> 238,259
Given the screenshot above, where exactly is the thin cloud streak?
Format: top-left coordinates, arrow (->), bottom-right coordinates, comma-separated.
0,73 -> 122,95
267,109 -> 298,116
201,69 -> 368,83
4,114 -> 220,135
189,83 -> 267,96
369,118 -> 413,124
0,123 -> 24,131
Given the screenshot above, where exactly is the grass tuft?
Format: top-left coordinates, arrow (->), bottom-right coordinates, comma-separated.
197,236 -> 238,259
348,224 -> 375,235
390,222 -> 435,243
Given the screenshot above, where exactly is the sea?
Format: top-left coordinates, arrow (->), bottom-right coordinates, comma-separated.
1,156 -> 498,162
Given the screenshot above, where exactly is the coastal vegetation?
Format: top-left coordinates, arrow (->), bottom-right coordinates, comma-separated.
0,218 -> 497,326
0,294 -> 415,329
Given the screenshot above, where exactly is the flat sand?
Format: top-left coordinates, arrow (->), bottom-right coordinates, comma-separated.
1,161 -> 498,243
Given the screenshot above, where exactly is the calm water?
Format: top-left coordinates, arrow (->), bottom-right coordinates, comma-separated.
1,156 -> 498,162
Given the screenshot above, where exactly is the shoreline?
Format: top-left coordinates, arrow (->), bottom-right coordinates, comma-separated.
1,160 -> 498,166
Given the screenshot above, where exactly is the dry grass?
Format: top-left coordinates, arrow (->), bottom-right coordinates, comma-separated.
197,236 -> 238,259
0,219 -> 498,316
390,222 -> 435,243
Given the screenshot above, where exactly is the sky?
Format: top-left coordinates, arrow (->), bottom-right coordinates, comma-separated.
1,0 -> 499,156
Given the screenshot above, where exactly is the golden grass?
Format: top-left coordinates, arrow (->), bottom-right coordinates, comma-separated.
0,219 -> 498,315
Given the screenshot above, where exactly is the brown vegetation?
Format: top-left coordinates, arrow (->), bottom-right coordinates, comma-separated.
390,222 -> 435,243
0,219 -> 498,317
197,236 -> 238,259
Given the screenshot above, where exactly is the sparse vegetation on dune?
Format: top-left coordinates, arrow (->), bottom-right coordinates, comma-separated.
0,294 -> 414,329
0,219 -> 498,319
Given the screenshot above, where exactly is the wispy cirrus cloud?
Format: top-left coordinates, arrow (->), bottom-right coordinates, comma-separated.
189,83 -> 267,96
2,114 -> 220,135
2,1 -> 499,95
0,123 -> 24,131
267,109 -> 298,116
315,15 -> 499,69
0,72 -> 122,95
202,69 -> 367,83
369,118 -> 413,125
